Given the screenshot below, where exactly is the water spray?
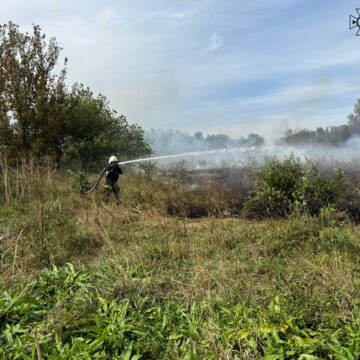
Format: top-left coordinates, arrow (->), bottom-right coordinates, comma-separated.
86,138 -> 360,193
117,146 -> 253,166
86,147 -> 253,193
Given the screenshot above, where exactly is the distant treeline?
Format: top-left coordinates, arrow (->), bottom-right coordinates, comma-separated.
283,99 -> 360,146
146,129 -> 264,155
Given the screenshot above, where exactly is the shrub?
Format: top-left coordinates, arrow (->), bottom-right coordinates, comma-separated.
242,155 -> 303,218
336,190 -> 360,224
297,164 -> 347,215
243,156 -> 348,219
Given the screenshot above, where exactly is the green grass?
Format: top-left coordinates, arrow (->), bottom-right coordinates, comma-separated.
2,169 -> 360,358
2,261 -> 360,359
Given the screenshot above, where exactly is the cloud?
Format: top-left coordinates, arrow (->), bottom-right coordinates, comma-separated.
145,10 -> 192,20
208,33 -> 222,52
0,0 -> 358,137
234,83 -> 360,108
96,7 -> 117,24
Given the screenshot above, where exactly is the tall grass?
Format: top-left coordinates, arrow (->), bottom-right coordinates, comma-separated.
2,156 -> 360,357
0,154 -> 58,204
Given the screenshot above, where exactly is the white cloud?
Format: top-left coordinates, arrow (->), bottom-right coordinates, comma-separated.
208,33 -> 222,52
234,83 -> 360,108
97,7 -> 117,24
0,0 -> 357,136
146,10 -> 192,20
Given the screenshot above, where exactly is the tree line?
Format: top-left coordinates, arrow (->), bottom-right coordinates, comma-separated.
283,100 -> 360,146
0,22 -> 151,172
147,129 -> 264,156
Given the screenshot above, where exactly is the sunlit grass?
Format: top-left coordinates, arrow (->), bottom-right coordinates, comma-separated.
2,164 -> 360,358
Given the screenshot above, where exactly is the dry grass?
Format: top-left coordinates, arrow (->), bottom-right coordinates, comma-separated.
1,159 -> 360,329
3,162 -> 360,357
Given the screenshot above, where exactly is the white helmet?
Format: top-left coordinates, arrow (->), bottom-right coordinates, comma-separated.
109,155 -> 118,163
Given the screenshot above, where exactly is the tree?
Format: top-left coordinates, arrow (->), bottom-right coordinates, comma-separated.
0,22 -> 68,160
0,22 -> 152,170
61,85 -> 151,171
246,133 -> 264,147
205,134 -> 230,149
348,98 -> 360,134
194,131 -> 204,141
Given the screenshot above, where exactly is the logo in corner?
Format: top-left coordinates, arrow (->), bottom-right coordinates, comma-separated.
349,9 -> 360,35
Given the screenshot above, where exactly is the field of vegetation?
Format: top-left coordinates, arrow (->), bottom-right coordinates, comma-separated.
3,17 -> 360,360
2,156 -> 360,359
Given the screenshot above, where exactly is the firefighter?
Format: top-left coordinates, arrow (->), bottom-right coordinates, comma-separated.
104,155 -> 123,199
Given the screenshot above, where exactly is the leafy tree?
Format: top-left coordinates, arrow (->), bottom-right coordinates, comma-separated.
61,85 -> 151,171
0,22 -> 151,170
0,22 -> 68,160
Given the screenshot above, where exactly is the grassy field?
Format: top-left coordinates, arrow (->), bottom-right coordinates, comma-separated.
1,162 -> 360,359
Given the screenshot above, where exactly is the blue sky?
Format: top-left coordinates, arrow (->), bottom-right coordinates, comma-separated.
1,0 -> 360,139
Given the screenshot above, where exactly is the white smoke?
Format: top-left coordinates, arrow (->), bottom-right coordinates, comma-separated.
122,136 -> 360,170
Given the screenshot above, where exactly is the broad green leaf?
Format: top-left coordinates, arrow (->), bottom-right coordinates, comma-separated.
234,329 -> 250,340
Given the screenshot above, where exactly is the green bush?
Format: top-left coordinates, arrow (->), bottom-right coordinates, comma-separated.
243,156 -> 348,219
336,191 -> 360,224
297,164 -> 347,216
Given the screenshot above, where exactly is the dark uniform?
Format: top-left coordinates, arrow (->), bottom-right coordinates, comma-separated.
104,161 -> 123,198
